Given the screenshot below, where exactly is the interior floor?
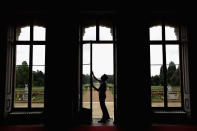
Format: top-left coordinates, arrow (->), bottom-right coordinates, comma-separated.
91,118 -> 114,126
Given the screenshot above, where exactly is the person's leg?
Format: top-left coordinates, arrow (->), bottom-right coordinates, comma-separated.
99,99 -> 105,121
102,101 -> 110,120
99,96 -> 110,121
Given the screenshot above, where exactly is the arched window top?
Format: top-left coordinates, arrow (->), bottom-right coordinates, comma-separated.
165,25 -> 179,40
33,26 -> 46,41
149,21 -> 179,41
81,20 -> 113,41
16,24 -> 46,41
16,26 -> 30,41
82,20 -> 96,41
82,25 -> 96,40
99,25 -> 113,40
149,25 -> 162,41
99,20 -> 113,40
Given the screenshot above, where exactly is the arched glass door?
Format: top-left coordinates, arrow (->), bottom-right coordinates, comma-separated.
80,19 -> 116,123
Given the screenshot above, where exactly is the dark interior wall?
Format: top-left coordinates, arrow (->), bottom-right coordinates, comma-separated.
115,10 -> 151,129
187,17 -> 197,123
0,21 -> 7,123
45,10 -> 79,129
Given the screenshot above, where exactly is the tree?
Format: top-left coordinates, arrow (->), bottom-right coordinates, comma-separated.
156,62 -> 180,87
16,61 -> 45,88
151,75 -> 160,86
82,74 -> 114,85
168,61 -> 176,72
170,66 -> 180,86
16,61 -> 29,88
107,75 -> 114,84
159,65 -> 164,85
167,61 -> 176,85
32,70 -> 45,86
82,74 -> 90,84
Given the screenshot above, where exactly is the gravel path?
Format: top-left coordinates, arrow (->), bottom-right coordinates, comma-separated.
83,88 -> 114,102
83,87 -> 114,118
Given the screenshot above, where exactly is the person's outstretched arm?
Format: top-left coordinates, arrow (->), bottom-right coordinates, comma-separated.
92,85 -> 99,91
92,71 -> 101,83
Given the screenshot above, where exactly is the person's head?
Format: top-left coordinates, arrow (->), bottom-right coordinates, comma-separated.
101,74 -> 108,81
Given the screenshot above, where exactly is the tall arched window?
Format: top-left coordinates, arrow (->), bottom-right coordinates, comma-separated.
149,21 -> 190,112
79,19 -> 117,122
14,23 -> 46,110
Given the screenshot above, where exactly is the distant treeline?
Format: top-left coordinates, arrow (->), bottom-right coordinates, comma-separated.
16,61 -> 45,88
151,61 -> 180,86
82,74 -> 114,84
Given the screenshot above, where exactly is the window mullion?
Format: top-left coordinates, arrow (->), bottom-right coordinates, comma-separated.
90,43 -> 93,120
162,22 -> 168,108
96,20 -> 99,42
80,25 -> 83,42
179,44 -> 184,109
12,25 -> 17,109
28,44 -> 33,110
28,25 -> 33,109
179,25 -> 184,109
112,23 -> 116,42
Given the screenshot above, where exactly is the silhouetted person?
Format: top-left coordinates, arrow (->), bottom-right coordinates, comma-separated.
92,72 -> 110,123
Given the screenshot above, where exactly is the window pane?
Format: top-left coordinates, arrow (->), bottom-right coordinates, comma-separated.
166,45 -> 179,64
16,45 -> 30,65
149,25 -> 162,40
92,44 -> 114,78
92,44 -> 114,119
165,25 -> 179,40
33,45 -> 45,65
166,45 -> 181,107
150,45 -> 163,64
99,26 -> 113,40
150,44 -> 164,107
82,65 -> 90,109
14,65 -> 29,108
82,26 -> 96,40
167,65 -> 181,107
151,65 -> 164,107
16,26 -> 30,41
33,26 -> 46,41
32,66 -> 45,108
83,44 -> 90,65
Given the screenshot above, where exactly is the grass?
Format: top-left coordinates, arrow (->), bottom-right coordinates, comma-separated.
151,86 -> 181,101
32,86 -> 44,91
152,96 -> 163,101
151,86 -> 181,91
15,85 -> 180,102
15,86 -> 44,102
15,86 -> 44,92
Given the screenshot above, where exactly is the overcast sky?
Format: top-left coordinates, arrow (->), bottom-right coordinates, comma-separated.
83,43 -> 113,78
83,26 -> 113,78
17,25 -> 178,77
